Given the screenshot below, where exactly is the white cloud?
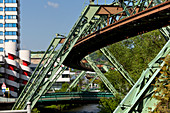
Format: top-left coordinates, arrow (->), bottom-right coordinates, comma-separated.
47,1 -> 59,8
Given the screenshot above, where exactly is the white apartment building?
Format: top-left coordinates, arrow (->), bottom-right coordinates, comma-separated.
0,0 -> 31,98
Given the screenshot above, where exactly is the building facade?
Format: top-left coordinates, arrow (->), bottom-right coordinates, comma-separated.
0,0 -> 31,98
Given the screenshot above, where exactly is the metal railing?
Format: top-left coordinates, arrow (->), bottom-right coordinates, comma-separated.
0,102 -> 31,113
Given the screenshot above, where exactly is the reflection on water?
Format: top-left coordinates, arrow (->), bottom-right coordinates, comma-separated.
62,104 -> 100,113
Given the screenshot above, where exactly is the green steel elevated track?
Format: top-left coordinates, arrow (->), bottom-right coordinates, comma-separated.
13,0 -> 170,112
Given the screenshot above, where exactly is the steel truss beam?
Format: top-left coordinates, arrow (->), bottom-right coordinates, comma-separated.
100,47 -> 135,86
113,40 -> 170,112
83,65 -> 109,91
160,26 -> 170,41
66,71 -> 86,92
13,5 -> 101,110
85,55 -> 118,95
13,36 -> 64,109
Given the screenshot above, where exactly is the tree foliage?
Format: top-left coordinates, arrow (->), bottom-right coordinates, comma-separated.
98,29 -> 167,112
151,55 -> 170,113
98,94 -> 121,113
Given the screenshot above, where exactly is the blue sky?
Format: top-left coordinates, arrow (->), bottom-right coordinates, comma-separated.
20,0 -> 112,51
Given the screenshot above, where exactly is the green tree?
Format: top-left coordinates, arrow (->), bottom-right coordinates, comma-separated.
98,29 -> 166,112
151,55 -> 170,113
98,94 -> 122,113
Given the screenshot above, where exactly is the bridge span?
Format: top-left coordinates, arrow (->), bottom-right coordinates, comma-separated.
64,1 -> 170,70
38,92 -> 113,105
12,1 -> 170,112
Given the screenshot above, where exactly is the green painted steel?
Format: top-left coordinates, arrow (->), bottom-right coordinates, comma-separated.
42,92 -> 114,98
113,39 -> 170,113
83,64 -> 109,91
85,55 -> 118,95
43,67 -> 66,95
66,71 -> 86,92
12,0 -> 169,111
13,37 -> 63,110
13,5 -> 101,110
38,92 -> 114,102
84,74 -> 98,91
160,26 -> 170,41
100,47 -> 135,86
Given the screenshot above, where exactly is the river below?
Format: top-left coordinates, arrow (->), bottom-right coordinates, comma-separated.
61,104 -> 101,113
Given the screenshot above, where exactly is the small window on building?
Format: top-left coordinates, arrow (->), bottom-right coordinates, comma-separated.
0,31 -> 3,35
12,39 -> 16,42
0,48 -> 3,52
5,0 -> 16,3
0,7 -> 3,11
0,15 -> 3,19
0,23 -> 3,27
5,40 -> 9,42
0,40 -> 3,43
62,74 -> 69,78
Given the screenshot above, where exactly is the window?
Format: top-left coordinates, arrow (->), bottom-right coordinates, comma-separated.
5,0 -> 16,3
12,39 -> 16,42
0,31 -> 3,35
0,39 -> 3,43
0,0 -> 3,3
5,31 -> 17,35
62,74 -> 69,78
0,7 -> 3,11
0,23 -> 3,27
0,15 -> 3,19
5,39 -> 16,42
5,7 -> 17,11
0,48 -> 3,52
5,15 -> 17,19
5,40 -> 9,42
5,23 -> 17,27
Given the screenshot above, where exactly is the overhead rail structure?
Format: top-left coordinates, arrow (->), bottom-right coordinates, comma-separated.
12,0 -> 170,112
64,1 -> 170,70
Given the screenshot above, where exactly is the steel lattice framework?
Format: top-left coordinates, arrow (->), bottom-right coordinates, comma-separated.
12,0 -> 170,112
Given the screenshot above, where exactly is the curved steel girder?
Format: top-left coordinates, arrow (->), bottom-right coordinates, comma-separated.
63,1 -> 170,70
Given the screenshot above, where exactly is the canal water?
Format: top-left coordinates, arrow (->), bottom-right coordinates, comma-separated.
62,104 -> 101,113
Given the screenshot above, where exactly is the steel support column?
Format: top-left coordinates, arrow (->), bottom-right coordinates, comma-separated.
83,65 -> 109,91
66,71 -> 86,92
85,55 -> 118,95
100,47 -> 135,86
113,39 -> 170,113
13,5 -> 101,110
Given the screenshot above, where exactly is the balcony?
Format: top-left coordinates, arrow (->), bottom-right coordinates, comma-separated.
5,35 -> 18,40
0,78 -> 5,84
20,74 -> 29,81
0,67 -> 5,73
10,90 -> 18,98
6,68 -> 19,78
5,19 -> 18,23
5,3 -> 18,7
5,58 -> 19,68
5,27 -> 18,31
20,64 -> 31,72
0,55 -> 5,64
5,11 -> 17,15
6,79 -> 19,88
